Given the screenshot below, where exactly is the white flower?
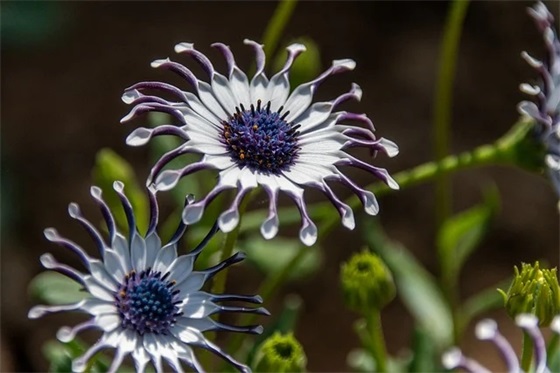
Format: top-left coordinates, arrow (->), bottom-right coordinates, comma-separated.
518,2 -> 560,195
29,182 -> 267,373
121,40 -> 399,246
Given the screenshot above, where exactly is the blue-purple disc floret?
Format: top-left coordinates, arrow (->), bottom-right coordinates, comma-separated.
223,100 -> 299,174
116,269 -> 182,335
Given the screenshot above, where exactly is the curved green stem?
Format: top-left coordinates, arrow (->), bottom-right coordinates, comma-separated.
262,0 -> 298,57
521,332 -> 533,372
433,0 -> 470,228
320,120 -> 529,236
366,310 -> 388,372
211,191 -> 256,296
227,245 -> 308,356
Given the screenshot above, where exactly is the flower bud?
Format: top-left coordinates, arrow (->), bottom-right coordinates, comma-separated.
253,332 -> 307,373
340,250 -> 396,313
498,262 -> 560,326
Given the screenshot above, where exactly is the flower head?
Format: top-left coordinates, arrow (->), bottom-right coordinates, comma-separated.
442,314 -> 560,373
253,332 -> 307,373
121,40 -> 399,246
498,261 -> 560,327
29,182 -> 267,373
340,250 -> 395,313
518,2 -> 560,195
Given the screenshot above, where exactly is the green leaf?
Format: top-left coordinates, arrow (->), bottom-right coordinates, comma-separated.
43,340 -> 110,373
458,278 -> 511,335
407,327 -> 437,373
43,340 -> 74,373
437,187 -> 498,286
92,148 -> 149,234
29,272 -> 85,305
242,235 -> 322,281
548,334 -> 560,372
273,37 -> 321,88
363,220 -> 454,349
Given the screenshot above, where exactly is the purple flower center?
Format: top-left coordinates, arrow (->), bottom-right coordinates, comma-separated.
115,269 -> 182,335
222,100 -> 300,174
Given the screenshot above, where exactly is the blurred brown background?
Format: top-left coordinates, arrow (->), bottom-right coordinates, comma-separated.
2,1 -> 559,371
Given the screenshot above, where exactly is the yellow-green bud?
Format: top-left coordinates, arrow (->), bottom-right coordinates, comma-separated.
340,251 -> 396,313
498,261 -> 560,326
253,332 -> 307,373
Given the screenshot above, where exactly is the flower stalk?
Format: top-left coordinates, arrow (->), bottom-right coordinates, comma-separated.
367,311 -> 388,372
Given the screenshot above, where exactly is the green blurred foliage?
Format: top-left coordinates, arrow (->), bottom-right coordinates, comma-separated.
1,1 -> 65,48
29,272 -> 84,305
437,186 -> 498,287
92,148 -> 149,234
242,235 -> 322,281
363,220 -> 454,350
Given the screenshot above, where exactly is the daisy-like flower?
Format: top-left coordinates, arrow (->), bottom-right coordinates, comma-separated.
442,314 -> 560,373
121,40 -> 399,246
28,182 -> 267,373
518,2 -> 560,195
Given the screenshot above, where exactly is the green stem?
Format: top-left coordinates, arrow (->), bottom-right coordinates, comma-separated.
366,310 -> 388,372
205,191 -> 256,356
432,0 -> 470,228
262,0 -> 298,57
319,119 -> 532,237
211,191 -> 256,296
228,245 -> 308,356
521,331 -> 533,372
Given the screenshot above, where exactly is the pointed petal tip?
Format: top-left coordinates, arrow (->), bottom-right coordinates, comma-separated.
72,358 -> 87,373
113,180 -> 125,192
218,210 -> 240,233
243,38 -> 262,47
350,83 -> 363,101
150,58 -> 170,68
299,223 -> 318,247
551,315 -> 560,334
182,203 -> 205,225
258,307 -> 271,316
126,127 -> 153,146
68,203 -> 80,218
90,186 -> 102,198
28,306 -> 46,319
56,326 -> 74,343
44,228 -> 58,241
39,253 -> 56,268
121,89 -> 141,104
175,42 -> 194,53
286,43 -> 307,54
515,313 -> 539,328
441,348 -> 462,369
155,170 -> 181,191
475,319 -> 498,340
341,208 -> 356,230
333,58 -> 356,71
260,215 -> 279,240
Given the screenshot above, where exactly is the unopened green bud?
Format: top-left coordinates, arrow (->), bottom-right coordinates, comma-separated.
340,251 -> 396,313
498,261 -> 560,326
253,332 -> 307,373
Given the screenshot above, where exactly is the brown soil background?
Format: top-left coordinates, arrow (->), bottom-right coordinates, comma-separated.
2,1 -> 559,372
